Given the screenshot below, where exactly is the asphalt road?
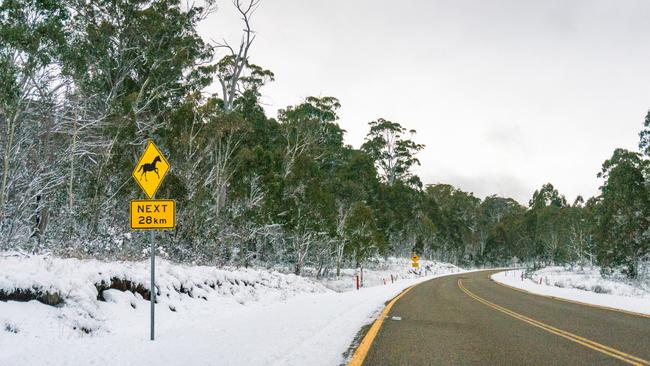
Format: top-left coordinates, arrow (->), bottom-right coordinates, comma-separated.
356,270 -> 650,366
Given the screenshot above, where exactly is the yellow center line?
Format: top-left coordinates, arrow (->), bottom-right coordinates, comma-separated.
458,279 -> 650,366
347,285 -> 416,366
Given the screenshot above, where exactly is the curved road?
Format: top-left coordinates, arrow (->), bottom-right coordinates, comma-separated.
351,270 -> 650,365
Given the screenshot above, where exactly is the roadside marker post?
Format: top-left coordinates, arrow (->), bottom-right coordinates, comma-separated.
361,267 -> 364,288
130,140 -> 175,341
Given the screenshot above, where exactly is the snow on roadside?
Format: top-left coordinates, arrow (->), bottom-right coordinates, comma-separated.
0,252 -> 327,339
0,253 -> 464,366
491,267 -> 650,316
319,257 -> 461,292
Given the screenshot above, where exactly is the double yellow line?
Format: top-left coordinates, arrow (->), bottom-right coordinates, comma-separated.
458,279 -> 650,366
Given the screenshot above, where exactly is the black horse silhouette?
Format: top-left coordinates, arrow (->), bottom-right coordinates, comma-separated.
138,156 -> 161,182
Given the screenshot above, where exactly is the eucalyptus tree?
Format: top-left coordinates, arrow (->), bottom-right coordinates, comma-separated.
424,184 -> 480,263
362,118 -> 424,187
56,0 -> 217,255
565,197 -> 594,270
273,97 -> 345,274
525,183 -> 571,265
213,0 -> 270,112
477,196 -> 523,258
638,110 -> 650,157
332,149 -> 380,275
344,202 -> 385,268
529,183 -> 568,210
0,0 -> 69,248
595,149 -> 650,278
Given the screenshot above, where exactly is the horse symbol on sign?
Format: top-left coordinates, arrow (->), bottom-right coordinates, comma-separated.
138,156 -> 161,182
132,141 -> 170,199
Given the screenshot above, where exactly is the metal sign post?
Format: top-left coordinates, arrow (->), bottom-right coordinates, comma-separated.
130,140 -> 175,341
150,229 -> 155,341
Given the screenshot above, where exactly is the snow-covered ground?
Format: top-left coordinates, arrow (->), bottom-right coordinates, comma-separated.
0,253 -> 463,366
319,257 -> 460,292
492,267 -> 650,316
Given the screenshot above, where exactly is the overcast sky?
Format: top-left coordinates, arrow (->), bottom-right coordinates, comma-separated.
198,0 -> 650,204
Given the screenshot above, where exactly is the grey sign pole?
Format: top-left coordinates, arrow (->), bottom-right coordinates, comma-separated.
150,229 -> 155,341
131,140 -> 171,342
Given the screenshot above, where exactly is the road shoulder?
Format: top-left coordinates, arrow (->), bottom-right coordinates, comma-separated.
491,270 -> 650,317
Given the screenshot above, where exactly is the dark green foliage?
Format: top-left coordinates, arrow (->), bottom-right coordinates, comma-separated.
639,110 -> 650,157
594,149 -> 650,278
529,183 -> 567,210
344,202 -> 385,266
361,118 -> 424,187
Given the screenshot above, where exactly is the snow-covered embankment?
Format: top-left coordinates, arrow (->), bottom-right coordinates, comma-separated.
491,267 -> 650,316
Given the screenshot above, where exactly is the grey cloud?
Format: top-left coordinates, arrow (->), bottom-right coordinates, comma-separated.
423,171 -> 532,204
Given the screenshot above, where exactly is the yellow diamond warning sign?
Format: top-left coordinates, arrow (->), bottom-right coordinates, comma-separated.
132,141 -> 170,199
130,199 -> 175,230
411,255 -> 420,268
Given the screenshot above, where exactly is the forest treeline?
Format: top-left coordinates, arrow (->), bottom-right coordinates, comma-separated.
1,0 -> 649,278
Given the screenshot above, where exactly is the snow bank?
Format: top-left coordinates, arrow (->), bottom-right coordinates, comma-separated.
0,252 -> 464,365
0,252 -> 328,338
492,267 -> 650,316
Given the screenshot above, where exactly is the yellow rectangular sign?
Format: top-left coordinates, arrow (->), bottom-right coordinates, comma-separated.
412,262 -> 419,268
130,199 -> 175,230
